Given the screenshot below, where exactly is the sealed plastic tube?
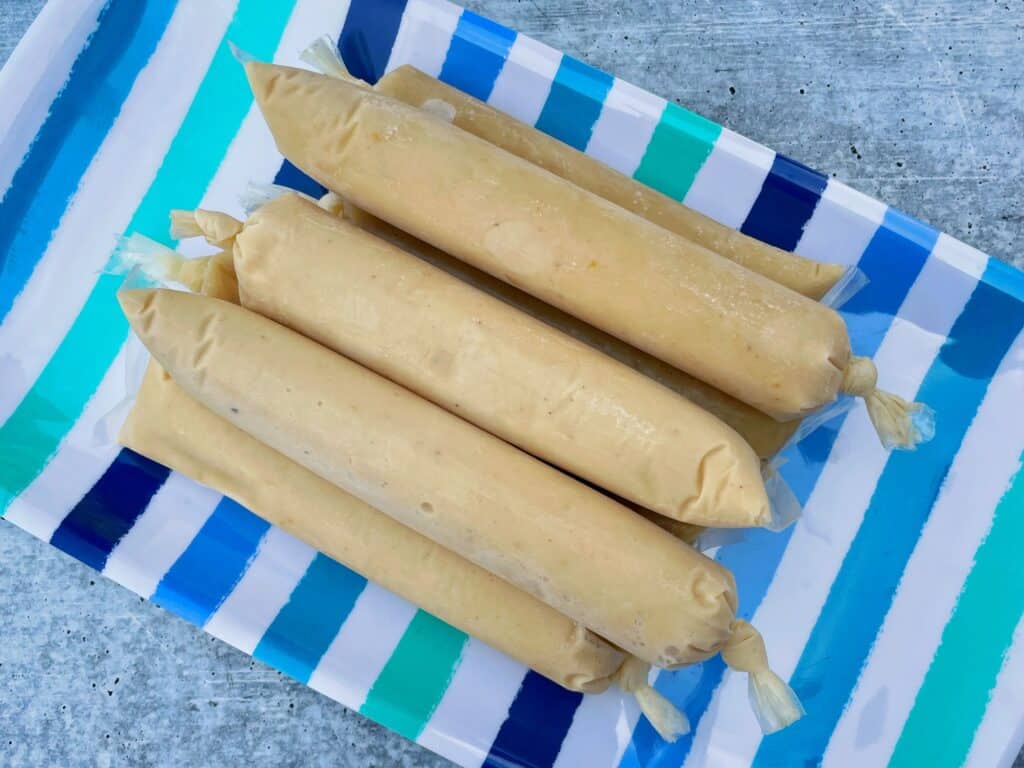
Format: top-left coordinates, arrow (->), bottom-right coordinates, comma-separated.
301,36 -> 845,300
117,278 -> 802,733
173,194 -> 776,528
252,182 -> 803,461
242,61 -> 933,449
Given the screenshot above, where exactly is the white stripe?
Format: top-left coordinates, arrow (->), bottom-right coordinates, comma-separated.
585,79 -> 664,176
308,583 -> 418,708
824,331 -> 1024,767
964,615 -> 1024,768
688,251 -> 979,768
0,0 -> 233,424
683,128 -> 774,230
417,639 -> 526,768
487,34 -> 561,127
796,180 -> 887,267
0,0 -> 106,200
3,344 -> 128,541
931,232 -> 989,281
100,0 -> 356,600
204,527 -> 316,654
553,686 -> 641,768
102,472 -> 220,598
385,0 -> 461,78
175,99 -> 280,258
179,0 -> 355,247
685,690 -> 724,767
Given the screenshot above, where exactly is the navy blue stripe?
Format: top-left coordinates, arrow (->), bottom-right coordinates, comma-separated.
270,14 -> 364,202
49,448 -> 170,571
740,153 -> 828,251
272,159 -> 326,199
338,0 -> 408,84
483,672 -> 582,768
438,9 -> 516,101
151,496 -> 269,626
619,207 -> 936,767
0,0 -> 172,324
753,268 -> 1024,767
534,55 -> 614,151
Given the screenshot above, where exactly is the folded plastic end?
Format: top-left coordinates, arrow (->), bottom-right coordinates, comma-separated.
762,459 -> 802,532
227,40 -> 254,64
692,527 -> 746,552
299,35 -> 366,85
866,392 -> 936,450
93,296 -> 151,447
239,182 -> 294,215
819,264 -> 869,310
782,396 -> 856,453
747,669 -> 805,735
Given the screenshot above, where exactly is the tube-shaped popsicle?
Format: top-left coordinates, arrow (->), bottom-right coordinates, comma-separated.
118,285 -> 803,733
175,194 -> 772,527
373,64 -> 844,299
336,197 -> 801,459
243,62 -> 931,447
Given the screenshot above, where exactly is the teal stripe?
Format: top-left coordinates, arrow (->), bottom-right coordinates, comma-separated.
632,101 -> 721,201
889,453 -> 1024,768
360,611 -> 468,740
534,55 -> 614,152
253,554 -> 367,684
0,0 -> 298,513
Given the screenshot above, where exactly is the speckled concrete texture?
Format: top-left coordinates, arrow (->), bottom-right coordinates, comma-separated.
1,2 -> 1022,767
468,0 -> 1023,269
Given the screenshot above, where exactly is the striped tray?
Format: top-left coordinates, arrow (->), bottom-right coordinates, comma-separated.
2,1 -> 1023,766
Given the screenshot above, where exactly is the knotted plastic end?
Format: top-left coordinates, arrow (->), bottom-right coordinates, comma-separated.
722,620 -> 804,735
746,666 -> 806,735
170,209 -> 243,250
107,234 -> 209,292
841,356 -> 936,450
615,657 -> 689,742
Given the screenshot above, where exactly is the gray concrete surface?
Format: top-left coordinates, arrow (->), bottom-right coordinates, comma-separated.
1,1 -> 1021,766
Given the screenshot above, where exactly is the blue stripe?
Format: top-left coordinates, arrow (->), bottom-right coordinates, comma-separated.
49,448 -> 170,572
483,671 -> 583,768
534,55 -> 614,151
618,208 -> 935,768
253,554 -> 367,684
272,159 -> 326,199
150,496 -> 269,625
740,154 -> 828,251
438,9 -> 516,102
338,0 -> 407,84
0,0 -> 171,324
753,265 -> 1024,767
982,255 -> 1024,303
